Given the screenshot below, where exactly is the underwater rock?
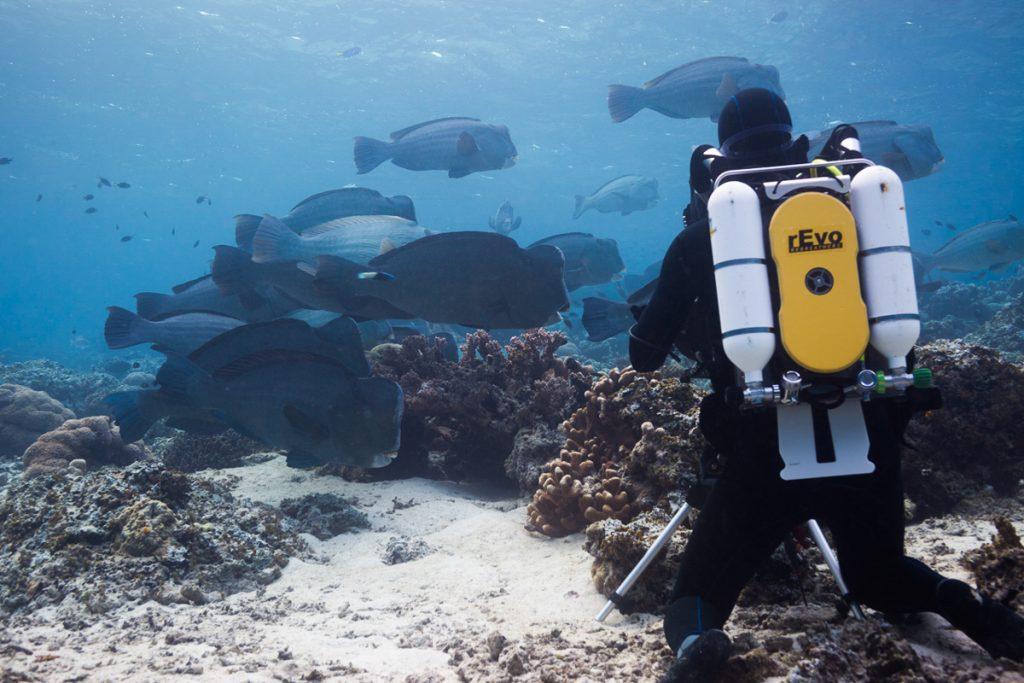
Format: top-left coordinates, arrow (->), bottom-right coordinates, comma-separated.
278,493 -> 369,541
962,517 -> 1024,613
0,384 -> 74,461
504,423 -> 564,492
904,340 -> 1024,518
0,359 -> 121,417
791,619 -> 936,680
585,507 -> 690,614
153,429 -> 262,473
370,329 -> 593,485
0,460 -> 304,622
22,415 -> 149,478
967,293 -> 1024,362
527,368 -> 704,537
381,536 -> 435,565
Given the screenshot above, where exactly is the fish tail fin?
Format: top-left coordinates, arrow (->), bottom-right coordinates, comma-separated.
251,214 -> 300,264
313,255 -> 393,292
234,214 -> 263,252
353,136 -> 392,174
211,245 -> 256,295
912,252 -> 935,281
607,84 -> 644,123
511,216 -> 522,232
572,195 -> 588,220
582,297 -> 630,342
104,391 -> 156,443
488,216 -> 496,231
134,292 -> 167,319
104,306 -> 148,349
155,354 -> 211,402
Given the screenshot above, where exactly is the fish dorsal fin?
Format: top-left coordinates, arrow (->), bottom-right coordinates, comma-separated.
289,187 -> 383,213
642,57 -> 748,89
368,230 -> 517,266
303,215 -> 416,237
627,278 -> 660,305
389,117 -> 481,140
526,243 -> 566,271
380,237 -> 397,254
457,132 -> 478,156
316,316 -> 371,377
528,232 -> 595,248
171,274 -> 213,294
857,119 -> 900,127
592,175 -> 643,193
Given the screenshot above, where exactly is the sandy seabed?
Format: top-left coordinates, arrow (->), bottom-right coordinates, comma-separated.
1,455 -> 1020,682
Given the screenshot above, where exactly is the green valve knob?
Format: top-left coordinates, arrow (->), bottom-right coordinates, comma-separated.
874,372 -> 886,394
913,367 -> 933,388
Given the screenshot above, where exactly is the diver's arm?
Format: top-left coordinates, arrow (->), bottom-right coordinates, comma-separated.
629,228 -> 698,372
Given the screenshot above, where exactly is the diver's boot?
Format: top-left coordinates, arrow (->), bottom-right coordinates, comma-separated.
936,579 -> 1024,661
659,629 -> 731,683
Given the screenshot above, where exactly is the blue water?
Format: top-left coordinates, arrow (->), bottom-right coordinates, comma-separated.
1,1 -> 1021,364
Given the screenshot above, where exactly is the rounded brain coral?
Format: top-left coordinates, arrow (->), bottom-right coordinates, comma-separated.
0,383 -> 75,461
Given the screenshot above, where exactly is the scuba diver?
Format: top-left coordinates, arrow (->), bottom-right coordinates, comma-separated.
629,88 -> 1024,682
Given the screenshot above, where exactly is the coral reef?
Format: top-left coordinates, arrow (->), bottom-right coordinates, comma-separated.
527,368 -> 705,537
918,281 -> 998,343
0,359 -> 120,417
278,493 -> 369,541
0,384 -> 74,461
967,293 -> 1024,362
381,536 -> 435,565
0,460 -> 304,623
903,340 -> 1024,518
504,423 -> 564,492
22,416 -> 149,478
962,517 -> 1024,612
153,429 -> 262,472
370,329 -> 593,485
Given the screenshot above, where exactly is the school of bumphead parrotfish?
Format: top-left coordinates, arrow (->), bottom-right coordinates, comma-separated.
90,52 -> 1014,474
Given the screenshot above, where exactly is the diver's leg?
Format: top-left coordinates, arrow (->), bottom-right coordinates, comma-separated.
819,415 -> 1024,661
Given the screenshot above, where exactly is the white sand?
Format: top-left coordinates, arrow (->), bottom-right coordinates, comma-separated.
2,455 -> 1016,681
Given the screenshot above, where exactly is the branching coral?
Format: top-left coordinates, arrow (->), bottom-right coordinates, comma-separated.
526,368 -> 705,537
0,384 -> 74,461
370,329 -> 593,484
22,416 -> 149,478
962,517 -> 1024,613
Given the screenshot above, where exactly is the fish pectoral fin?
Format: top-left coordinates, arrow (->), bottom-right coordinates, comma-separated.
456,132 -> 478,156
448,166 -> 471,179
380,237 -> 397,254
985,239 -> 1009,254
715,72 -> 737,100
989,261 -> 1011,273
283,404 -> 330,442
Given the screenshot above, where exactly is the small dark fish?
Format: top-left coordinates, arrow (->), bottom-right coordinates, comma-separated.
0,157 -> 12,165
947,223 -> 956,231
132,361 -> 141,369
769,10 -> 789,23
207,197 -> 212,206
922,229 -> 932,236
342,46 -> 361,58
196,195 -> 207,204
36,194 -> 42,202
115,224 -> 120,230
71,328 -> 77,335
144,211 -> 149,218
121,235 -> 133,242
193,240 -> 200,248
116,182 -> 131,189
85,207 -> 98,214
98,176 -> 112,187
83,194 -> 94,201
933,220 -> 942,226
172,228 -> 176,235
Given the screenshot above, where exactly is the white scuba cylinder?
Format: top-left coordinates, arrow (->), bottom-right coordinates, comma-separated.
849,166 -> 920,370
707,181 -> 776,385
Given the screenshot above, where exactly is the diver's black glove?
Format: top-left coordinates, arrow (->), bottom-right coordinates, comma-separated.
818,124 -> 861,161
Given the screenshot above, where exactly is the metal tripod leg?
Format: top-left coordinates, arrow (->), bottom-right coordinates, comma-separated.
806,519 -> 865,620
595,502 -> 692,622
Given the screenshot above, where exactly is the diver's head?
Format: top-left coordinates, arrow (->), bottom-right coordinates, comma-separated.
717,88 -> 793,159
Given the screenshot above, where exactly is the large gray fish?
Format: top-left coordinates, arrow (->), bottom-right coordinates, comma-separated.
104,306 -> 245,354
488,200 -> 521,236
529,233 -> 625,291
581,279 -> 658,342
917,215 -> 1024,277
251,214 -> 431,265
134,274 -> 294,322
805,120 -> 943,181
608,57 -> 785,123
354,117 -> 518,178
234,187 -> 417,251
312,231 -> 569,330
109,318 -> 402,469
573,175 -> 659,219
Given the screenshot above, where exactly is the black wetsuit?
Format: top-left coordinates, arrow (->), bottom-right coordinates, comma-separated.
630,153 -> 952,652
